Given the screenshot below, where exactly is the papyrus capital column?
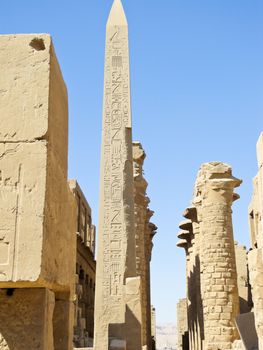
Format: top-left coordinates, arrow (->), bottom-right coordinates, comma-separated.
199,163 -> 241,350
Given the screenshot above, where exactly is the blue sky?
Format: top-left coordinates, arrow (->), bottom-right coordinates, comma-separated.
1,0 -> 262,324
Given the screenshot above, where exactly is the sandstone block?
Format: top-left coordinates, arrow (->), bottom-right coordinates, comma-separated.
0,288 -> 55,350
0,34 -> 68,169
0,34 -> 76,290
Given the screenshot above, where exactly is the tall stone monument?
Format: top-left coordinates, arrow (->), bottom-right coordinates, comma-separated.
94,1 -> 142,349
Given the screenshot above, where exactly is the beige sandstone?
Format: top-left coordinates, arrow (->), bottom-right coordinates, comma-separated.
178,162 -> 242,350
234,243 -> 251,314
248,132 -> 263,349
94,0 -> 142,348
0,288 -> 55,350
133,142 -> 157,350
69,180 -> 96,347
0,34 -> 76,350
177,299 -> 188,350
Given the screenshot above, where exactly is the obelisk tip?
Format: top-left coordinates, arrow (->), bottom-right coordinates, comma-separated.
107,0 -> 128,27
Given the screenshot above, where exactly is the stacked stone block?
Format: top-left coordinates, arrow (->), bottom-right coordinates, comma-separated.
0,34 -> 76,350
178,162 -> 242,350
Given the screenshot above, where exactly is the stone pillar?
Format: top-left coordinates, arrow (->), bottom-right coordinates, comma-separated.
248,133 -> 263,348
133,142 -> 149,348
177,299 -> 188,350
0,34 -> 76,350
234,243 -> 251,314
94,1 -> 142,348
133,142 -> 157,350
198,163 -> 241,350
177,162 -> 241,350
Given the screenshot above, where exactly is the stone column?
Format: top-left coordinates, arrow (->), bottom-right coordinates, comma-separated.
177,299 -> 188,350
133,142 -> 149,349
183,204 -> 204,350
199,163 -> 241,350
133,141 -> 157,350
177,221 -> 192,350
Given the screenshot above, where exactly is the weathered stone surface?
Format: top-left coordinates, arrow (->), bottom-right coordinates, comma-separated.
231,340 -> 245,349
94,1 -> 142,348
0,34 -> 76,350
234,243 -> 251,314
125,277 -> 142,349
248,133 -> 263,349
177,299 -> 188,350
235,312 -> 258,350
178,162 -> 242,350
0,288 -> 55,350
0,34 -> 76,290
133,142 -> 156,350
69,180 -> 96,347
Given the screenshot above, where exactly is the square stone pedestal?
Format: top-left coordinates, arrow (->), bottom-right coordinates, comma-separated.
0,288 -> 54,350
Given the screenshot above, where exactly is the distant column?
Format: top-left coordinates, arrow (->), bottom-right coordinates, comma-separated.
133,142 -> 157,350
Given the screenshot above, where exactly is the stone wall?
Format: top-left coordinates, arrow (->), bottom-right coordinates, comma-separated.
248,132 -> 263,348
69,180 -> 96,348
133,142 -> 157,350
0,34 -> 76,350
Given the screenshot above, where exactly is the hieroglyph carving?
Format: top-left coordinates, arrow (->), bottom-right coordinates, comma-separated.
102,24 -> 131,308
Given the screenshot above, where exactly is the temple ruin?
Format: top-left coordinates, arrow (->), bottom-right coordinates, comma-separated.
0,0 -> 262,350
0,2 -> 157,347
176,158 -> 263,350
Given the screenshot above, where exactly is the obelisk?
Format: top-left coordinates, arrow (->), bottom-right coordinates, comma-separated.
94,1 -> 142,349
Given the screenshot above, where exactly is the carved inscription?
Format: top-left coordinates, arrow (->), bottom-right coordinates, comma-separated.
0,164 -> 22,280
101,25 -> 131,306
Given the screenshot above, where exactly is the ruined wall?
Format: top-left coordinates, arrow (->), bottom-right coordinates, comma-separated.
133,142 -> 157,350
248,133 -> 263,348
69,180 -> 96,348
0,34 -> 76,350
178,162 -> 241,350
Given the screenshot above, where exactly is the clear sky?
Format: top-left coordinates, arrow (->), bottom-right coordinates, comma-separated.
1,0 -> 262,324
